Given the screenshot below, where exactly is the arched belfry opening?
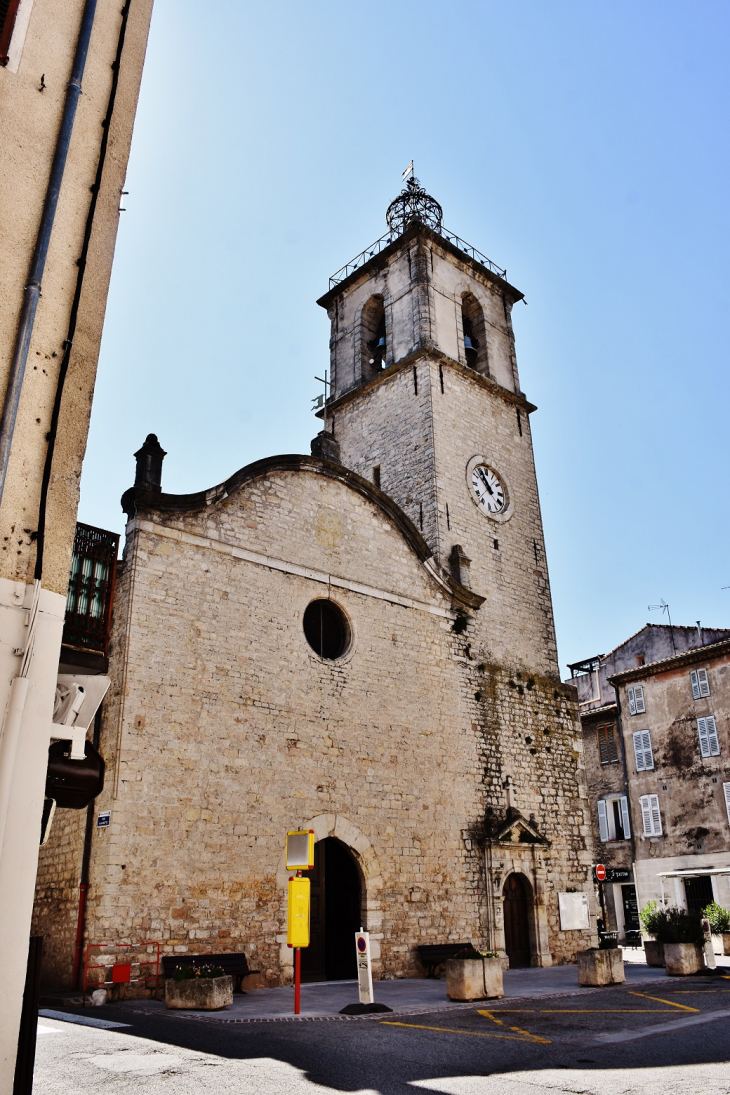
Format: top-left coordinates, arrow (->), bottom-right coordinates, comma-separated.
502,873 -> 532,968
300,838 -> 363,982
461,292 -> 488,374
360,295 -> 387,380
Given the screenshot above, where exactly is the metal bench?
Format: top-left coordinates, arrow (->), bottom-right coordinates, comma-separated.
161,952 -> 256,994
416,943 -> 472,979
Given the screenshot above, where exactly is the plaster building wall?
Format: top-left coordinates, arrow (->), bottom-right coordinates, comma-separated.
0,1 -> 153,1078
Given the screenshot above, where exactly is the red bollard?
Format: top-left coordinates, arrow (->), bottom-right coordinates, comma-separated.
294,947 -> 301,1015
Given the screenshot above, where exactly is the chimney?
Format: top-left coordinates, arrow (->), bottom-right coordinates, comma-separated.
134,434 -> 166,492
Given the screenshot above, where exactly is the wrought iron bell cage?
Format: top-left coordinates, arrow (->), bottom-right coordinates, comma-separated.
386,176 -> 443,234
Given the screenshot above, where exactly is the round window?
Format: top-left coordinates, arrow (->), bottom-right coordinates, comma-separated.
303,599 -> 350,660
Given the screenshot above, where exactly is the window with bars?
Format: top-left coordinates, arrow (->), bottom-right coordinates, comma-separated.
632,729 -> 654,771
62,523 -> 119,655
697,716 -> 720,758
627,684 -> 646,715
0,0 -> 22,65
597,723 -> 619,765
690,668 -> 710,700
639,793 -> 662,836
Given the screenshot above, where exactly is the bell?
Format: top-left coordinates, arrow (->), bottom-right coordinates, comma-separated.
376,336 -> 386,350
464,334 -> 475,350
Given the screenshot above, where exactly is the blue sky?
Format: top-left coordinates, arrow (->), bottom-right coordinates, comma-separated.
79,0 -> 730,670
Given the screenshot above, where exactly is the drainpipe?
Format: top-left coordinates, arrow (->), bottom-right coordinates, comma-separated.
0,0 -> 98,505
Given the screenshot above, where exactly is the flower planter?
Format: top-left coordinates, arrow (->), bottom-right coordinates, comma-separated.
165,975 -> 233,1010
712,933 -> 730,957
664,943 -> 703,976
643,940 -> 665,967
577,948 -> 625,986
446,957 -> 503,1001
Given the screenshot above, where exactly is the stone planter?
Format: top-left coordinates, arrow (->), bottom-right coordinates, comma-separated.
664,943 -> 703,976
165,975 -> 233,1010
712,933 -> 730,957
446,957 -> 504,1001
577,948 -> 625,986
643,940 -> 665,967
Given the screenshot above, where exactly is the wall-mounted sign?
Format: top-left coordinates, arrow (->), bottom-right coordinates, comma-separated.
558,891 -> 590,930
96,811 -> 111,828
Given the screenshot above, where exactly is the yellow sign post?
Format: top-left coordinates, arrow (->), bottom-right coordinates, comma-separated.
286,829 -> 314,1014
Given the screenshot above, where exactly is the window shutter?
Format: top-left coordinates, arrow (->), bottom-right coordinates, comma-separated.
724,783 -> 730,825
597,800 -> 609,842
620,795 -> 631,838
598,726 -> 609,765
691,670 -> 701,700
649,794 -> 662,835
698,668 -> 710,698
607,726 -> 619,764
640,795 -> 653,835
633,730 -> 653,771
0,0 -> 22,66
628,686 -> 636,715
698,717 -> 711,758
634,685 -> 646,713
706,715 -> 720,756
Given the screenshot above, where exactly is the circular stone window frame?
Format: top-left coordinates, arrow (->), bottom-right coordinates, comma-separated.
301,595 -> 355,665
465,454 -> 514,524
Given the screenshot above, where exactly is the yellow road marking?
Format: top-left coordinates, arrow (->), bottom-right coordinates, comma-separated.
381,1021 -> 550,1045
478,1010 -> 550,1044
628,991 -> 700,1013
487,1009 -> 675,1014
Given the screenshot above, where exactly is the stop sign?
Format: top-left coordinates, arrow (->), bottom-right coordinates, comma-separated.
595,864 -> 607,882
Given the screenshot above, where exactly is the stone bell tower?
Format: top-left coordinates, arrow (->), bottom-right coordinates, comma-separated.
316,176 -> 559,679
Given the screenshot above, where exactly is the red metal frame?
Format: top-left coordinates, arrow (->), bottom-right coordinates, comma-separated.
82,941 -> 161,1006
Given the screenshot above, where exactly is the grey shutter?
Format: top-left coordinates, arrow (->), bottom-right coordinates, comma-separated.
691,670 -> 701,700
640,795 -> 653,835
633,730 -> 653,771
706,715 -> 720,756
628,686 -> 636,715
649,794 -> 662,835
620,796 -> 631,838
634,685 -> 646,714
698,717 -> 711,758
724,783 -> 730,825
597,799 -> 609,842
698,668 -> 710,697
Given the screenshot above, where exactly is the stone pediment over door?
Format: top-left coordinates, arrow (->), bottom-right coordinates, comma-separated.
485,807 -> 549,848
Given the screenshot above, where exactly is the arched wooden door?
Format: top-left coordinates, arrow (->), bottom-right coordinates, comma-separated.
300,838 -> 362,982
503,873 -> 531,968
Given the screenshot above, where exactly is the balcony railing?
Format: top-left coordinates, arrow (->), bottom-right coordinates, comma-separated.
328,224 -> 507,289
63,523 -> 120,655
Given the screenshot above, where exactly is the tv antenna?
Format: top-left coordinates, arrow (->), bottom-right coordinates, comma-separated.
648,598 -> 675,652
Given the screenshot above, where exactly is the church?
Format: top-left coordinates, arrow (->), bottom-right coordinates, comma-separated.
33,178 -> 596,987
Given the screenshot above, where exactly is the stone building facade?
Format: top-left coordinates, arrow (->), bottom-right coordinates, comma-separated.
34,179 -> 597,988
569,624 -> 730,937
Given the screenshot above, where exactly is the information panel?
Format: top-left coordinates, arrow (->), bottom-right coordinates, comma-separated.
355,931 -> 374,1005
558,891 -> 590,930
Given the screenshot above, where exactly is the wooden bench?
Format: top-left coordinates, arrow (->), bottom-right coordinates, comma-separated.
416,943 -> 471,979
161,952 -> 256,993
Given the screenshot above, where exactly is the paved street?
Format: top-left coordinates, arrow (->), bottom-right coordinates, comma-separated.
34,969 -> 730,1095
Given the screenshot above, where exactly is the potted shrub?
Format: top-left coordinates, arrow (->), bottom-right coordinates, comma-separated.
703,902 -> 730,956
165,964 -> 233,1010
653,907 -> 705,976
577,936 -> 625,986
446,946 -> 504,1001
639,901 -> 665,967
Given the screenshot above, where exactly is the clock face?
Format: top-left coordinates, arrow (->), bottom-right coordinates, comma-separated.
471,464 -> 506,514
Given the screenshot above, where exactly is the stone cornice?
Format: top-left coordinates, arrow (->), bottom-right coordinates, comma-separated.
318,348 -> 537,418
121,454 -> 484,612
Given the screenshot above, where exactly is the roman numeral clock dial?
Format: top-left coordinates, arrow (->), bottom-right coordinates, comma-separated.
471,465 -> 506,514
